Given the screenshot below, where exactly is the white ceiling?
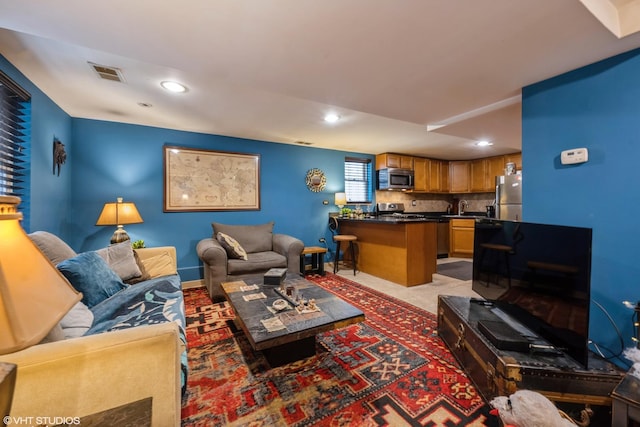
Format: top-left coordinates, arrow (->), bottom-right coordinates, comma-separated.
1,0 -> 640,160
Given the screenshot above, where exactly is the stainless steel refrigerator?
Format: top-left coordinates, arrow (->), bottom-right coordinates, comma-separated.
496,174 -> 522,221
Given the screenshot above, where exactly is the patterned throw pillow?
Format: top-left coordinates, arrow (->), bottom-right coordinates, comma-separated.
216,232 -> 248,260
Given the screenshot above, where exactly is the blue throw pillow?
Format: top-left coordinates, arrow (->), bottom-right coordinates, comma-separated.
57,251 -> 127,308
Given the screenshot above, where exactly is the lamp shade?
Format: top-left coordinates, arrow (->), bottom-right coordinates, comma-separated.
96,198 -> 143,244
95,198 -> 143,226
0,196 -> 81,354
334,192 -> 347,207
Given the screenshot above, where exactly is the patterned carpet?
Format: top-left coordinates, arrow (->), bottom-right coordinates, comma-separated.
181,274 -> 497,426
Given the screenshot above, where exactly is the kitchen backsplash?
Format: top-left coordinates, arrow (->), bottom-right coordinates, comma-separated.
375,191 -> 495,213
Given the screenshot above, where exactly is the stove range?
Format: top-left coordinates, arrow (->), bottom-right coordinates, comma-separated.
384,212 -> 427,219
376,202 -> 426,219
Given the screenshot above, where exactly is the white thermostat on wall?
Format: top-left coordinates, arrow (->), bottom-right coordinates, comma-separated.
560,147 -> 589,165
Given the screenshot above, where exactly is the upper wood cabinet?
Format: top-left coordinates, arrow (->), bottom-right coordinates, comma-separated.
449,161 -> 470,193
504,153 -> 522,170
468,155 -> 518,193
376,153 -> 414,170
412,157 -> 428,192
486,156 -> 506,190
413,158 -> 445,193
428,159 -> 442,192
440,160 -> 450,193
375,152 -> 520,194
470,156 -> 506,192
470,159 -> 487,192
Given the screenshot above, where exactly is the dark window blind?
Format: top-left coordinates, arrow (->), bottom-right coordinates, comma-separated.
344,157 -> 372,204
0,70 -> 31,230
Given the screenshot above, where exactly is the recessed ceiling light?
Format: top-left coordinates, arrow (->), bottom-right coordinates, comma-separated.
324,113 -> 340,123
475,140 -> 493,147
160,81 -> 188,93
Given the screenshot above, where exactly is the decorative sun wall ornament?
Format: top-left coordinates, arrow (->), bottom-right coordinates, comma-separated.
305,168 -> 326,192
53,138 -> 66,176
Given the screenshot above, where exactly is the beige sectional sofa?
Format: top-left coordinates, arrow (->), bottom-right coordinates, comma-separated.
0,233 -> 185,426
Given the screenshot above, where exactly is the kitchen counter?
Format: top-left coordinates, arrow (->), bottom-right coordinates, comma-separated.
338,212 -> 491,223
338,216 -> 439,224
338,218 -> 437,286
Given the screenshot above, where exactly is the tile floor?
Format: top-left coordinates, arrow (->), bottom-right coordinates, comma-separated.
330,257 -> 480,314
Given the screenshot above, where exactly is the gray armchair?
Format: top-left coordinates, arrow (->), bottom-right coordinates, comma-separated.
196,222 -> 304,299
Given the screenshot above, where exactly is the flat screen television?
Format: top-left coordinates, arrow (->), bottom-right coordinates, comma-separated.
472,219 -> 593,368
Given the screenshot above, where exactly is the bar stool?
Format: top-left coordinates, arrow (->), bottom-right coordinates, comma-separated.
328,217 -> 357,275
477,243 -> 513,288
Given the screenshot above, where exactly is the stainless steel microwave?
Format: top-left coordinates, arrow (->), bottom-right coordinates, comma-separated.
376,168 -> 414,191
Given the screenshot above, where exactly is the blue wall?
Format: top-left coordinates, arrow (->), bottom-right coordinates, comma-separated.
0,55 -> 73,233
69,119 -> 372,280
522,47 -> 640,365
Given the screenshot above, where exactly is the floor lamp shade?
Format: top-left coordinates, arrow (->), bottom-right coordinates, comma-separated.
95,197 -> 143,244
0,196 -> 82,355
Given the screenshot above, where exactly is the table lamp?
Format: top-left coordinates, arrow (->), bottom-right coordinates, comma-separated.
335,192 -> 347,216
96,197 -> 143,244
0,195 -> 81,355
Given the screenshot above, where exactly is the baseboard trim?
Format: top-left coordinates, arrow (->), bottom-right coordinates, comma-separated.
182,279 -> 204,290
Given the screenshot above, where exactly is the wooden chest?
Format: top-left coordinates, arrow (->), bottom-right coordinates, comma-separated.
437,295 -> 625,425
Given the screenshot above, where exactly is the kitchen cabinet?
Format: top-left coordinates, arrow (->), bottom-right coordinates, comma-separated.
428,159 -> 442,192
504,153 -> 522,170
486,156 -> 505,190
471,156 -> 505,192
440,161 -> 450,193
449,218 -> 475,258
470,159 -> 487,192
449,161 -> 470,193
339,219 -> 437,286
374,152 -> 520,194
412,157 -> 428,192
413,158 -> 443,193
376,153 -> 414,170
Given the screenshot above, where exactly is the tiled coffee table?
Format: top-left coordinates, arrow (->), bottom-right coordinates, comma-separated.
221,275 -> 364,366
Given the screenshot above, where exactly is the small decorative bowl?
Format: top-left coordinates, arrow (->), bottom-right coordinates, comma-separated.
272,299 -> 288,311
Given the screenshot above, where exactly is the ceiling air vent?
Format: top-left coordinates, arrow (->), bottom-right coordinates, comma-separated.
88,62 -> 125,82
295,141 -> 313,146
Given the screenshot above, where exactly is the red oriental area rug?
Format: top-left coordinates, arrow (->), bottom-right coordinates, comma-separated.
181,273 -> 497,426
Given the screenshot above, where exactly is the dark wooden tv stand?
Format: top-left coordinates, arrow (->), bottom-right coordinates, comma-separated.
437,295 -> 625,426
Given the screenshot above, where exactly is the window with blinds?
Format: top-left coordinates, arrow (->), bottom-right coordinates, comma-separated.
344,157 -> 372,204
0,70 -> 32,229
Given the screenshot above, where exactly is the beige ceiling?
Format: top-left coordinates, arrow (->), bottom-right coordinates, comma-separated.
1,0 -> 640,160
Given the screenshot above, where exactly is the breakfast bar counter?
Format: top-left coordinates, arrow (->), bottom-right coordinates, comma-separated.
338,217 -> 437,286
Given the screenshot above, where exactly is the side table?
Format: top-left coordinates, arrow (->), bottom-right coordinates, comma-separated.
299,246 -> 327,276
612,373 -> 640,426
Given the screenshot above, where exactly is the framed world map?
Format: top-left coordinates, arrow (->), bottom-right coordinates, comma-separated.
163,145 -> 260,211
